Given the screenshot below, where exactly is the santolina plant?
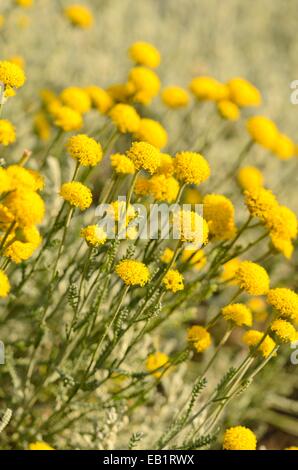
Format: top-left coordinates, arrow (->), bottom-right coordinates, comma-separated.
0,3 -> 297,451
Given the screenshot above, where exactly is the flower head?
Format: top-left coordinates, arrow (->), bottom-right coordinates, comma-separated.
160,248 -> 174,264
134,176 -> 151,196
221,258 -> 241,285
271,319 -> 297,343
217,100 -> 240,121
7,165 -> 42,191
222,303 -> 252,327
129,42 -> 160,68
60,181 -> 92,210
203,194 -> 236,240
110,153 -> 135,175
190,76 -> 228,101
187,325 -> 211,353
67,134 -> 102,167
174,151 -> 210,185
146,352 -> 169,378
181,248 -> 206,271
28,441 -> 54,450
0,60 -> 26,89
109,104 -> 140,133
247,297 -> 268,322
126,141 -> 161,174
0,270 -> 10,297
228,78 -> 261,107
162,269 -> 184,292
4,240 -> 38,264
128,66 -> 160,104
4,189 -> 45,226
64,4 -> 93,28
237,166 -> 264,191
60,87 -> 91,114
235,261 -> 270,295
244,187 -> 279,223
273,133 -> 295,160
156,153 -> 175,177
34,112 -> 51,141
242,330 -> 276,358
85,85 -> 113,113
134,118 -> 168,149
246,116 -> 278,150
116,259 -> 150,287
270,234 -> 294,260
267,288 -> 298,322
80,225 -> 107,247
0,120 -> 16,146
161,86 -> 189,108
172,209 -> 209,246
149,174 -> 179,202
52,105 -> 83,132
223,426 -> 257,450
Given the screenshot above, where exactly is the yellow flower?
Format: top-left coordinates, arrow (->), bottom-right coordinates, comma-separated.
161,86 -> 189,108
222,303 -> 252,327
237,166 -> 264,191
107,200 -> 136,224
64,4 -> 93,28
0,60 -> 26,89
247,297 -> 268,322
223,426 -> 257,450
4,241 -> 37,264
128,42 -> 160,68
4,189 -> 45,226
109,104 -> 140,133
162,269 -> 184,292
0,270 -> 10,297
134,176 -> 151,197
149,174 -> 179,203
146,352 -> 169,379
0,120 -> 16,146
270,234 -> 294,260
187,325 -> 211,353
134,118 -> 168,149
34,112 -> 51,141
67,134 -> 102,167
128,66 -> 160,104
221,258 -> 241,285
80,225 -> 107,247
285,447 -> 298,450
246,116 -> 278,150
52,105 -> 83,132
115,259 -> 150,287
106,83 -> 132,103
21,225 -> 42,247
271,319 -> 297,343
189,76 -> 229,101
60,87 -> 91,114
242,330 -> 276,358
267,288 -> 298,322
7,165 -> 43,192
273,133 -> 295,160
160,248 -> 174,264
217,100 -> 240,121
110,153 -> 135,175
172,209 -> 209,245
28,441 -> 54,450
203,194 -> 236,240
0,168 -> 11,194
0,16 -> 4,30
228,77 -> 262,107
183,187 -> 202,205
127,141 -> 161,174
244,187 -> 279,223
174,151 -> 210,185
266,205 -> 297,241
60,182 -> 92,210
85,85 -> 113,113
156,153 -> 175,177
181,248 -> 206,271
235,260 -> 270,295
